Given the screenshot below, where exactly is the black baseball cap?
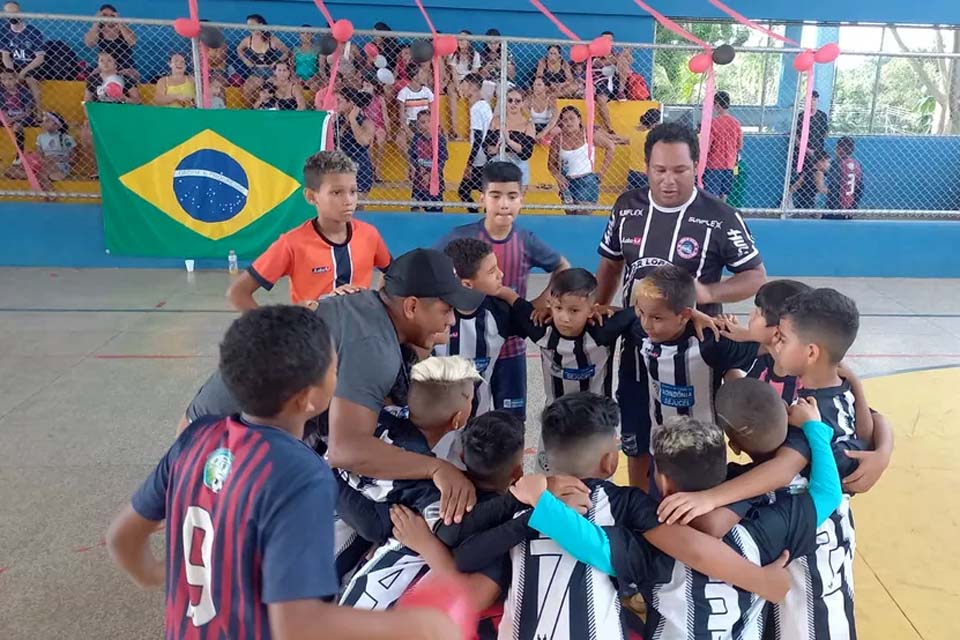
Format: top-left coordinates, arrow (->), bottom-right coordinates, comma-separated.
384,248 -> 486,309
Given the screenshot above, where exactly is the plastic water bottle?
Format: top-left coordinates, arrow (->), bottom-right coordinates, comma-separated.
227,250 -> 239,275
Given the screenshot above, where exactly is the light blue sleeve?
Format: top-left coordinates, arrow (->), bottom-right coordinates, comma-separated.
528,491 -> 616,576
801,419 -> 843,525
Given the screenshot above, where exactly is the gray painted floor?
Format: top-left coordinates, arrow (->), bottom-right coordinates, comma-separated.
0,268 -> 958,639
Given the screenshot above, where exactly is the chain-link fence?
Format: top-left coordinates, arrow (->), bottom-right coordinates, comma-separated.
0,11 -> 957,218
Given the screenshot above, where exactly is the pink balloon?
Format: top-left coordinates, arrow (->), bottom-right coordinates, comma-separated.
570,44 -> 590,63
688,52 -> 712,74
588,36 -> 612,58
104,82 -> 124,99
814,42 -> 840,64
173,17 -> 200,39
434,34 -> 458,57
331,18 -> 354,43
363,42 -> 379,60
793,50 -> 815,72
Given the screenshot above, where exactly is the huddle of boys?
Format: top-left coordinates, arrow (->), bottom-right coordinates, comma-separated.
334,159 -> 893,639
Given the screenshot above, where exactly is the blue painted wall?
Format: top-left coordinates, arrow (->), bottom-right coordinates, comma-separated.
736,135 -> 960,211
3,203 -> 960,278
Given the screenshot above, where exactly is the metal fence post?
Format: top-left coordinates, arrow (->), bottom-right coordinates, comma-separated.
498,38 -> 509,160
780,78 -> 804,219
190,37 -> 205,109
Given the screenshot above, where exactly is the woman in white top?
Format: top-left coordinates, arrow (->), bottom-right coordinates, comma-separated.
548,105 -> 614,215
446,31 -> 481,139
485,88 -> 537,191
529,76 -> 560,144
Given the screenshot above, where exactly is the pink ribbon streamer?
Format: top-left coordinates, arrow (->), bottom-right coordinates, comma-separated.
312,0 -> 343,124
184,0 -> 210,109
630,0 -> 713,186
527,0 -> 597,170
795,65 -> 815,173
0,110 -> 42,192
414,0 -> 443,196
706,0 -> 799,46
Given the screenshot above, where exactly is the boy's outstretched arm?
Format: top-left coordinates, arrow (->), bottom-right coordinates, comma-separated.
106,504 -> 165,589
512,477 -> 791,604
842,410 -> 893,494
657,445 -> 808,526
789,397 -> 843,525
269,600 -> 460,640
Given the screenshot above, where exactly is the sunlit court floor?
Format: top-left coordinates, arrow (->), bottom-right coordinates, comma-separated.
0,268 -> 957,640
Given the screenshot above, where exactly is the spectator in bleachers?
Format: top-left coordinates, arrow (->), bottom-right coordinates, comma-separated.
360,77 -> 390,182
293,27 -> 325,92
703,90 -> 742,201
409,109 -> 447,212
485,87 -> 536,191
793,89 -> 829,169
626,107 -> 661,190
334,88 -> 375,203
790,148 -> 830,211
237,14 -> 289,108
83,4 -> 138,82
592,31 -> 631,138
478,28 -> 515,101
80,51 -> 140,178
207,77 -> 226,109
0,68 -> 35,158
549,105 -> 614,215
456,72 -> 492,212
535,45 -> 574,98
396,62 -> 434,157
371,21 -> 402,74
5,110 -> 74,189
153,52 -> 195,108
199,19 -> 229,84
446,31 -> 481,139
1,1 -> 44,117
264,62 -> 305,110
529,76 -> 560,144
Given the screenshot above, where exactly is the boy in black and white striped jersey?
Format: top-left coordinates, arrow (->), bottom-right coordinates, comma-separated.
625,264 -> 758,488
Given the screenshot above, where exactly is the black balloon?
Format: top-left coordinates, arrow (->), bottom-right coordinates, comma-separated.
712,44 -> 736,65
198,25 -> 224,49
411,39 -> 434,63
318,34 -> 338,56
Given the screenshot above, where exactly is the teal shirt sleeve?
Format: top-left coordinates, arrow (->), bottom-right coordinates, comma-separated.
528,491 -> 616,576
801,419 -> 843,525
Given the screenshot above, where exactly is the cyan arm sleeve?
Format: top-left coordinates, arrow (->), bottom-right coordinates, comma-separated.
802,419 -> 843,525
528,491 -> 616,576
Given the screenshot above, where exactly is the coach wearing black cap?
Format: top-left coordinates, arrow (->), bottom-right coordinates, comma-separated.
182,248 -> 484,523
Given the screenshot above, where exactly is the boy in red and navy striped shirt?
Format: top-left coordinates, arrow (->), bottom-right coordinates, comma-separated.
436,161 -> 569,421
106,306 -> 458,640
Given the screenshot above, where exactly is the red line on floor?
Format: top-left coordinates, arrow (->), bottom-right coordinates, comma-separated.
0,567 -> 7,574
154,300 -> 167,309
74,540 -> 106,553
525,352 -> 960,359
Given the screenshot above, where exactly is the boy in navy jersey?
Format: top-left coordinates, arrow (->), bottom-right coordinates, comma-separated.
106,306 -> 458,640
511,399 -> 842,640
436,161 -> 570,421
624,264 -> 757,487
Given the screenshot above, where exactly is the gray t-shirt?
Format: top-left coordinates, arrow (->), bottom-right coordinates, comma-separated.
186,291 -> 405,430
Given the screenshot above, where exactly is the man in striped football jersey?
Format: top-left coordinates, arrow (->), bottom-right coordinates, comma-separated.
435,161 -> 570,422
106,306 -> 459,640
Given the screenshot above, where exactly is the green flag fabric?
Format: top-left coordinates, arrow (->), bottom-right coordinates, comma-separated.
88,103 -> 330,258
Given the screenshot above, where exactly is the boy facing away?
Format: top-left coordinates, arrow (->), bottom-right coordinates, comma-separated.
436,161 -> 571,422
106,306 -> 458,640
227,150 -> 391,311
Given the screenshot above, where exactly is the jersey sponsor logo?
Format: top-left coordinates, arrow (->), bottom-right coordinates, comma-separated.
687,216 -> 723,229
473,356 -> 491,374
726,229 -> 752,257
312,265 -> 332,274
502,398 -> 525,409
676,236 -> 701,259
202,447 -> 233,493
654,381 -> 695,408
617,208 -> 645,217
622,236 -> 644,245
631,256 -> 671,269
561,364 -> 597,381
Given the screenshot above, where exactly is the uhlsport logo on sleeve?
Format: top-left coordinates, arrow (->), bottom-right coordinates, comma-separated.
87,103 -> 330,258
119,129 -> 301,241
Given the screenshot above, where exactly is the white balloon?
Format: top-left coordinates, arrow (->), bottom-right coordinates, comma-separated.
601,65 -> 616,78
376,68 -> 396,85
374,54 -> 388,69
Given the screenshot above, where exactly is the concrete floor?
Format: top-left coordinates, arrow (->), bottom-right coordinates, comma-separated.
0,268 -> 958,639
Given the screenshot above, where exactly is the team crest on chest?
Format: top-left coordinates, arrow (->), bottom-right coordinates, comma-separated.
203,447 -> 234,493
676,236 -> 700,260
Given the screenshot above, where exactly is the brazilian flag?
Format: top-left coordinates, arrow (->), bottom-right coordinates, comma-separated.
88,103 -> 330,257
